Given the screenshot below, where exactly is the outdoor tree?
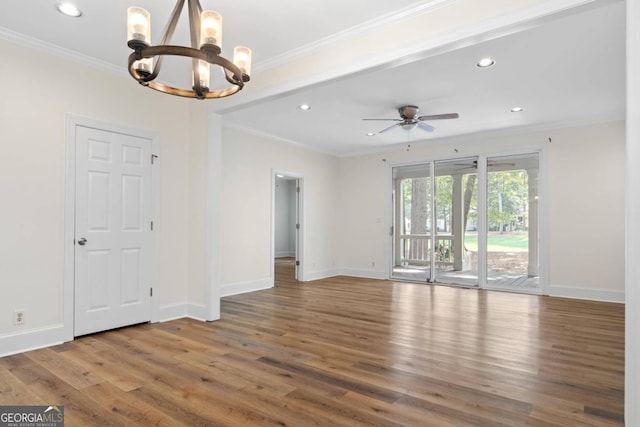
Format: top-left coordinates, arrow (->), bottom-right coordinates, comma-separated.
409,178 -> 428,234
487,170 -> 528,232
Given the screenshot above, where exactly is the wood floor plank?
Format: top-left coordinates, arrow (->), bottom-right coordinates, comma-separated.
0,259 -> 624,425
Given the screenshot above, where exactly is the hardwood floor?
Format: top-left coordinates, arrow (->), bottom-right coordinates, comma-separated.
0,260 -> 624,426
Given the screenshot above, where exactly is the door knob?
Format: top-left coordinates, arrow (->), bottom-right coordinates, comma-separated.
78,238 -> 87,246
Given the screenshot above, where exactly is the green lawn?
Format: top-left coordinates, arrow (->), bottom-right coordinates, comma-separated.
463,233 -> 528,252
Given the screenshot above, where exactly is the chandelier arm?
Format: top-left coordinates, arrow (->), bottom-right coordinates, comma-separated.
159,0 -> 185,46
188,0 -> 203,49
149,0 -> 186,82
187,0 -> 204,96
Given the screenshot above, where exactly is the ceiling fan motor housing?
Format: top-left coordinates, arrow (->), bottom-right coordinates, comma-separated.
399,105 -> 419,120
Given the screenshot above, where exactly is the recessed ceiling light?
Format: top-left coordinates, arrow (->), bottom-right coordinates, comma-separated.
477,58 -> 495,68
57,2 -> 82,17
510,106 -> 524,112
366,132 -> 376,137
299,104 -> 311,110
276,174 -> 285,178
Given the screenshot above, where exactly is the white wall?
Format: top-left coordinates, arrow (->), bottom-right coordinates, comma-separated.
547,122 -> 625,299
220,127 -> 340,295
0,38 -> 204,350
338,121 -> 625,301
275,178 -> 296,258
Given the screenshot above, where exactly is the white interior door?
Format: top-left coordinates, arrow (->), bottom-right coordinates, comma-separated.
74,126 -> 152,336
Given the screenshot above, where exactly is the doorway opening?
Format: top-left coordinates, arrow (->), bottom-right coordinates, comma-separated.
273,172 -> 303,284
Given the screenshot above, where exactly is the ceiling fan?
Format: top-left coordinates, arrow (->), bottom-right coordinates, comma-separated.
363,105 -> 459,134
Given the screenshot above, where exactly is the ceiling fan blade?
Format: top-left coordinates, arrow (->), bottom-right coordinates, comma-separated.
362,118 -> 402,121
378,123 -> 400,134
417,113 -> 459,121
417,122 -> 435,132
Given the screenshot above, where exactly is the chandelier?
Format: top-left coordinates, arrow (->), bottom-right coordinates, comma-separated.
127,0 -> 251,99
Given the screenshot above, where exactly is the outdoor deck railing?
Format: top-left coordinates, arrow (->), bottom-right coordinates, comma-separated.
400,234 -> 455,266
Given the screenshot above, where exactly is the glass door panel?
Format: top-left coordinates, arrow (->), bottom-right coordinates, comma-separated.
391,164 -> 433,281
486,154 -> 539,291
433,158 -> 478,286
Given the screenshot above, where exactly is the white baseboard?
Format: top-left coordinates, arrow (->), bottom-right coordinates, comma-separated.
339,268 -> 386,280
220,277 -> 273,297
547,285 -> 625,303
157,303 -> 188,322
303,269 -> 341,282
157,303 -> 213,322
187,304 -> 208,321
0,324 -> 67,357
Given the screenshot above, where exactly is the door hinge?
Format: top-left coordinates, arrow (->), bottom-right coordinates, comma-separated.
151,220 -> 154,231
296,223 -> 300,230
296,186 -> 300,193
389,226 -> 394,236
150,287 -> 153,297
295,260 -> 300,266
151,154 -> 158,164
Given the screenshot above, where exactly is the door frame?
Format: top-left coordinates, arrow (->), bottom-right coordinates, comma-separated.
386,144 -> 548,295
271,170 -> 304,283
63,115 -> 160,341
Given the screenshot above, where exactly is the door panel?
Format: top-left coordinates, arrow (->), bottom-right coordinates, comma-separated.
485,154 -> 539,290
75,126 -> 152,336
392,159 -> 478,286
391,164 -> 433,282
87,250 -> 109,310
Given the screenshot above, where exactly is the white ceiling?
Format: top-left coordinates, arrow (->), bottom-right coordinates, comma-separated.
0,1 -> 626,157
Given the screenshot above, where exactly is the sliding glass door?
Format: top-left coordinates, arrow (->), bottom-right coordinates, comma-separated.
485,154 -> 539,290
391,152 -> 539,292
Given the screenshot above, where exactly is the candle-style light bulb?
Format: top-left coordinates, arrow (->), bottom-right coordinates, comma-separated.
127,7 -> 151,46
233,46 -> 252,78
192,60 -> 211,91
200,11 -> 222,49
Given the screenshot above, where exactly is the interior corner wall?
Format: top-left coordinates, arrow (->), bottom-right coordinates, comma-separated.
220,127 -> 340,295
0,38 -> 195,352
186,102 -> 210,319
338,121 -> 625,302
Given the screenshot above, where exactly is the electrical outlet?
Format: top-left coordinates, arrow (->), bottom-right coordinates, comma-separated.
372,261 -> 375,267
14,309 -> 25,326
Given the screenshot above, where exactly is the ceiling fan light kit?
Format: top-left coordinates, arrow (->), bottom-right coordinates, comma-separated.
363,105 -> 459,134
127,0 -> 251,100
56,2 -> 82,17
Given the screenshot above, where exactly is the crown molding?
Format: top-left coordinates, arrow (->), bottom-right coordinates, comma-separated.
253,0 -> 454,73
0,26 -> 126,78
